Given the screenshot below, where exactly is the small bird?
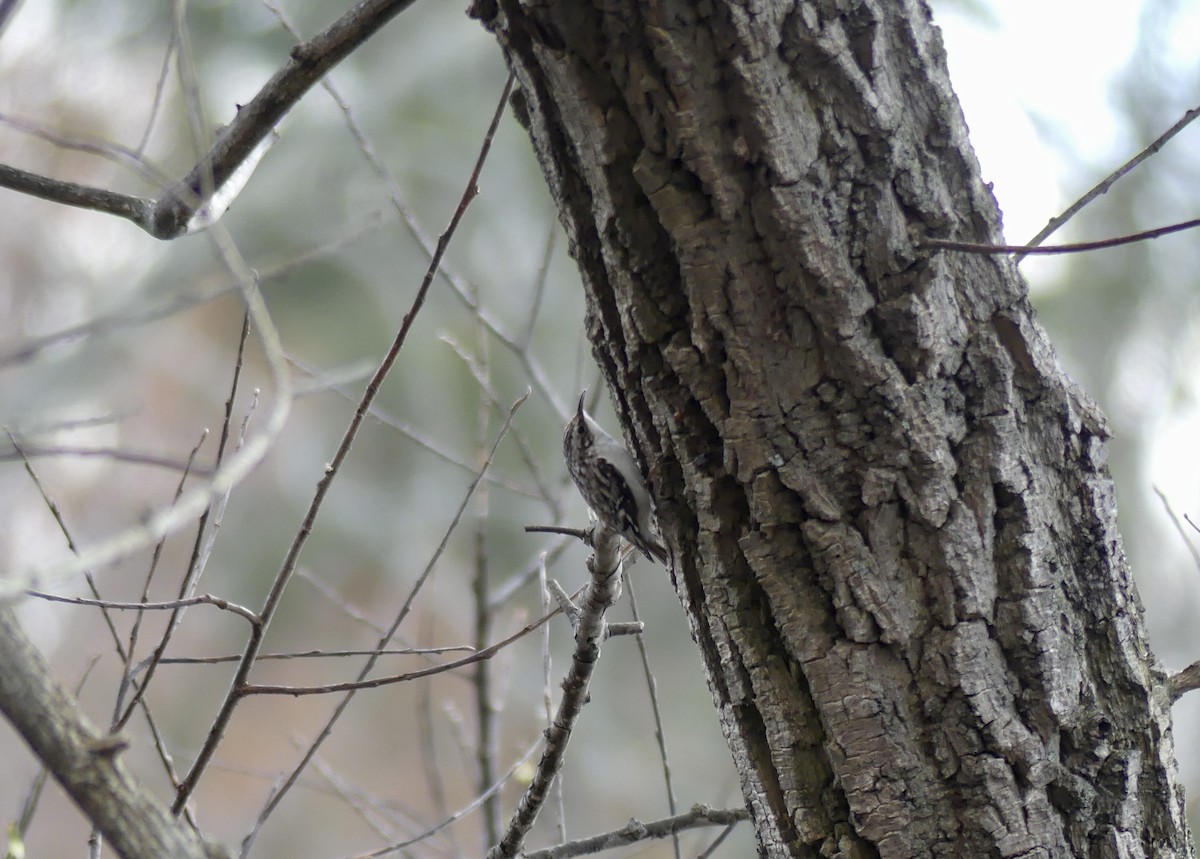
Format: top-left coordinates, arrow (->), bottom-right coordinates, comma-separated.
563,392 -> 668,565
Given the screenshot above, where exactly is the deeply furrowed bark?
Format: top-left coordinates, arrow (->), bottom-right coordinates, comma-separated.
473,1 -> 1192,856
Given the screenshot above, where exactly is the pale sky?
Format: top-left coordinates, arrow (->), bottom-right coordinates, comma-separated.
937,0 -> 1143,246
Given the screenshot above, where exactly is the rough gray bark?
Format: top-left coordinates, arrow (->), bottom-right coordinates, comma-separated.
472,1 -> 1193,856
0,603 -> 227,859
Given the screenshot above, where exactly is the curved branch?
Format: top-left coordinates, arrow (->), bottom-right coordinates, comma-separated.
0,602 -> 227,859
0,0 -> 419,239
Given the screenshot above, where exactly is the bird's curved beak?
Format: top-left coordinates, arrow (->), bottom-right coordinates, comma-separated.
576,392 -> 587,418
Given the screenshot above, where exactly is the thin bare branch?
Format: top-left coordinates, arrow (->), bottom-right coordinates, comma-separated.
113,426 -> 212,733
488,537 -> 575,611
306,743 -> 399,845
267,28 -> 564,422
134,23 -> 179,155
444,333 -> 562,516
539,553 -> 568,844
1153,486 -> 1200,574
349,739 -> 542,859
2,429 -> 201,771
206,757 -> 435,833
174,63 -> 508,818
239,599 -> 555,697
0,443 -> 213,475
520,805 -> 750,859
625,576 -> 681,859
186,324 -> 256,592
694,820 -> 739,859
0,212 -> 383,369
296,568 -> 388,636
416,614 -> 459,858
288,353 -> 541,498
921,216 -> 1200,257
468,318 -> 503,846
519,225 -> 559,349
8,237 -> 292,602
0,111 -> 171,184
487,523 -> 624,859
158,645 -> 474,666
235,392 -> 529,852
1017,102 -> 1200,258
25,591 -> 258,625
0,0 -> 422,237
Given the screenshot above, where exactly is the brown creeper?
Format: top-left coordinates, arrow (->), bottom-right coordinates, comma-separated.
563,393 -> 667,565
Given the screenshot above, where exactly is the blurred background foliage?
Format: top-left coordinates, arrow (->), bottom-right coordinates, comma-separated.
0,0 -> 1198,855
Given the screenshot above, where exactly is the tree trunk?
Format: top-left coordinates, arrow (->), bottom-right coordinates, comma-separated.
472,1 -> 1192,856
